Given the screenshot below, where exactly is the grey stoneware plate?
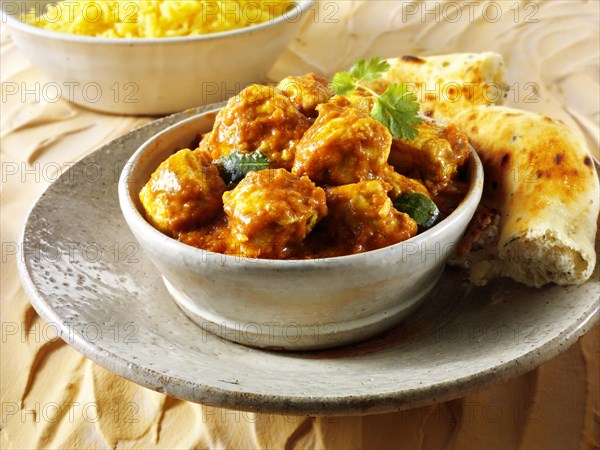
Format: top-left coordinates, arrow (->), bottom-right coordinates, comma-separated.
18,104 -> 600,416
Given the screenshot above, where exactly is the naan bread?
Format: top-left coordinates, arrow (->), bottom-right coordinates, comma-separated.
380,52 -> 508,123
450,106 -> 599,287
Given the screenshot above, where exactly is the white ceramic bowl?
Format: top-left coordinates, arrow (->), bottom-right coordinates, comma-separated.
119,108 -> 484,350
1,0 -> 314,115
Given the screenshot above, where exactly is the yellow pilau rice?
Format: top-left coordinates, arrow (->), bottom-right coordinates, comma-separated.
23,1 -> 295,38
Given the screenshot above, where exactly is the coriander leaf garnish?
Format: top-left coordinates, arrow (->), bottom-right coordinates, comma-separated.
331,72 -> 357,96
214,150 -> 270,184
372,84 -> 422,141
393,192 -> 440,229
348,56 -> 391,82
332,57 -> 422,140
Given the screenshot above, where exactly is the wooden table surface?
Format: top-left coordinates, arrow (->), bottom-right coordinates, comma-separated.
1,2 -> 598,448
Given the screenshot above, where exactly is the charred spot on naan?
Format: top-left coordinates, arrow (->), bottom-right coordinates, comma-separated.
401,55 -> 426,64
554,153 -> 564,165
521,135 -> 587,196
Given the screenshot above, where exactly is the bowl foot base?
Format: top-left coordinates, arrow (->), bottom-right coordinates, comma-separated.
163,276 -> 438,351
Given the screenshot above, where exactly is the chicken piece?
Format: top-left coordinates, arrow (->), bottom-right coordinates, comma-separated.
292,103 -> 392,185
388,120 -> 470,194
222,169 -> 327,258
277,73 -> 333,117
322,180 -> 418,253
380,164 -> 430,199
139,149 -> 227,236
329,90 -> 375,114
199,84 -> 311,170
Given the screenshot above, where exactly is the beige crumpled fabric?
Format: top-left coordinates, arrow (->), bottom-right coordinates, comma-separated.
1,2 -> 599,449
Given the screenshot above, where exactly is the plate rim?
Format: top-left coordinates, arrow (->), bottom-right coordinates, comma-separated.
16,106 -> 600,416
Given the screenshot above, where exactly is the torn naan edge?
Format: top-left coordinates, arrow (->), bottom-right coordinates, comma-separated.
375,52 -> 508,124
450,106 -> 599,287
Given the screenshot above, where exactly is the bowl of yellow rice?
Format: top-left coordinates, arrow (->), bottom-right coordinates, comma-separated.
1,0 -> 314,114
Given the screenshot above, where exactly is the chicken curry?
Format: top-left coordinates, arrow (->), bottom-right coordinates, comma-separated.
139,72 -> 471,259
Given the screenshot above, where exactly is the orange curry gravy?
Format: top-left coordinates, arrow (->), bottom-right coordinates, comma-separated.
140,75 -> 471,260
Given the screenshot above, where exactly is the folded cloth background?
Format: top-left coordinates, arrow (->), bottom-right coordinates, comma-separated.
1,1 -> 598,448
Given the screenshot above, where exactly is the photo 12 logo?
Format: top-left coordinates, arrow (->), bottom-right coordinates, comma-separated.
3,1 -> 140,25
2,1 -> 341,26
200,320 -> 339,345
2,401 -> 140,424
2,81 -> 140,105
1,320 -> 140,345
397,1 -> 539,25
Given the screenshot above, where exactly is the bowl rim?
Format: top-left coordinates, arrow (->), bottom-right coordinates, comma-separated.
1,0 -> 315,45
118,107 -> 484,270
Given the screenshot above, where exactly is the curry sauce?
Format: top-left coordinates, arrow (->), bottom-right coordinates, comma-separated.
140,74 -> 470,259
